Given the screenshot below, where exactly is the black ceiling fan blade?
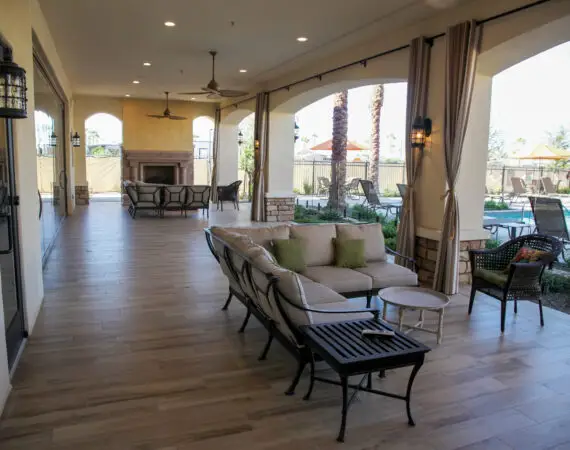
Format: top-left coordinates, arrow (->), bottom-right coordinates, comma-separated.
179,91 -> 208,95
147,114 -> 167,119
168,115 -> 187,120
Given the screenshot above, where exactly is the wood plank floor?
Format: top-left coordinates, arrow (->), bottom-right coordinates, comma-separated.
1,202 -> 570,449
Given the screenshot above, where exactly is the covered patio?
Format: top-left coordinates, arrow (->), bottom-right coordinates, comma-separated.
1,202 -> 569,449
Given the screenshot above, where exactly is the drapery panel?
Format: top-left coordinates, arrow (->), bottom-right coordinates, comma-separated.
396,37 -> 431,265
433,20 -> 482,294
251,92 -> 270,221
210,108 -> 221,203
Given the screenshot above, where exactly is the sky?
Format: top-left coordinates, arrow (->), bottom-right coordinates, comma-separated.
83,40 -> 570,157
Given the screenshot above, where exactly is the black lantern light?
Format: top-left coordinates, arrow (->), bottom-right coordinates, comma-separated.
294,121 -> 300,142
410,116 -> 432,149
71,131 -> 81,147
237,130 -> 244,146
0,42 -> 28,119
49,132 -> 58,147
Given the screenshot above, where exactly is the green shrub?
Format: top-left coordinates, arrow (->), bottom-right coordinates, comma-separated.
302,180 -> 313,195
484,199 -> 510,211
383,188 -> 399,197
543,271 -> 570,293
293,188 -> 302,195
350,204 -> 378,222
318,209 -> 344,221
485,239 -> 501,249
557,186 -> 570,194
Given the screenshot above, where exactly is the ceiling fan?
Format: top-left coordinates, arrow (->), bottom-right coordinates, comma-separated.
147,92 -> 187,120
179,51 -> 248,99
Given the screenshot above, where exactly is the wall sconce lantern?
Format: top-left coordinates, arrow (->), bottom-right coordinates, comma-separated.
49,132 -> 58,147
237,130 -> 244,146
71,131 -> 81,147
0,42 -> 28,119
294,122 -> 300,142
410,116 -> 432,149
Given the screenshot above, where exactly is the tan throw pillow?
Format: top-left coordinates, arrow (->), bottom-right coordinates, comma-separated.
335,223 -> 387,261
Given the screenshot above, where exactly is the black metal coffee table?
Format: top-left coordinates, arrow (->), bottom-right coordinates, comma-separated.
300,318 -> 430,442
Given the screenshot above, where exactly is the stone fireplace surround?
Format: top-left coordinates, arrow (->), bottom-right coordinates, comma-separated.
123,150 -> 194,185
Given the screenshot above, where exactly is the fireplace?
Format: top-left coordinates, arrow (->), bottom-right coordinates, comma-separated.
123,150 -> 193,185
143,165 -> 176,184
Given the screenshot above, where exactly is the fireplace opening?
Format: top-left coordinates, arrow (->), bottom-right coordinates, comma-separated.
143,165 -> 175,184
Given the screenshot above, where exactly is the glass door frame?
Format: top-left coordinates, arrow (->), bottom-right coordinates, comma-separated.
33,44 -> 69,267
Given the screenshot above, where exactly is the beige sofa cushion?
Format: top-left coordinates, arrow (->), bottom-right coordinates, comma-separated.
354,262 -> 417,289
212,225 -> 290,250
336,223 -> 387,262
290,224 -> 336,266
311,301 -> 374,324
297,275 -> 347,306
302,266 -> 373,293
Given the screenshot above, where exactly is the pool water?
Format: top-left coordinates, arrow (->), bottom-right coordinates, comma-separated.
484,208 -> 570,224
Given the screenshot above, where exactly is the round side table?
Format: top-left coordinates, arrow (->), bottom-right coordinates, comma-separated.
378,287 -> 450,344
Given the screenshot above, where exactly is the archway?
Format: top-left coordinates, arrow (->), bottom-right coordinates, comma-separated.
237,113 -> 255,200
193,116 -> 215,184
84,113 -> 123,200
268,77 -> 407,197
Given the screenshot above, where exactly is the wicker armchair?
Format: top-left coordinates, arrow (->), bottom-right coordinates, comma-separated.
468,234 -> 563,333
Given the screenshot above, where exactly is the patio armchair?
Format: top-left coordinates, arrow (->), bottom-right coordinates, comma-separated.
317,176 -> 330,196
468,234 -> 563,333
529,196 -> 570,259
184,185 -> 211,218
345,177 -> 361,198
359,179 -> 401,218
217,180 -> 242,211
123,181 -> 161,218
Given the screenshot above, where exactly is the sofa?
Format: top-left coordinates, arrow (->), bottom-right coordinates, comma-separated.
123,180 -> 210,218
205,222 -> 418,394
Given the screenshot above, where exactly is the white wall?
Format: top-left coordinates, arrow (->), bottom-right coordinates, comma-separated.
267,112 -> 295,196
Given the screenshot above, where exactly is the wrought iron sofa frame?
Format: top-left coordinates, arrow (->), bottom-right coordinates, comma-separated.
205,228 -> 381,394
468,234 -> 563,332
204,227 -> 419,393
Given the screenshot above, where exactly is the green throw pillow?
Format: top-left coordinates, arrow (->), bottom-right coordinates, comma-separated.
272,239 -> 306,272
334,238 -> 367,269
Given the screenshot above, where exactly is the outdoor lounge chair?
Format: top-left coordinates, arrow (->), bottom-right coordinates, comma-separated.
529,196 -> 570,259
359,179 -> 401,218
397,183 -> 407,199
469,234 -> 563,333
317,176 -> 330,196
507,177 -> 530,204
540,177 -> 564,196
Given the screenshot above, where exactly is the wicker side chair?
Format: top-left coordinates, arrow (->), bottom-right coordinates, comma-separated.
217,180 -> 242,211
468,234 -> 563,333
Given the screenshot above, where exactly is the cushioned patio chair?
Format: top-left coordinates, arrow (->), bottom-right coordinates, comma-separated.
184,185 -> 211,218
529,196 -> 570,259
468,234 -> 563,333
123,181 -> 161,218
217,180 -> 242,211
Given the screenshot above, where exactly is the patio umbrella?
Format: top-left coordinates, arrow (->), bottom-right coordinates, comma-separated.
310,139 -> 368,151
516,145 -> 570,190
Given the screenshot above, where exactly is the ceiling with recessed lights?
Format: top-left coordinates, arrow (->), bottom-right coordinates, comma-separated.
37,0 -> 467,101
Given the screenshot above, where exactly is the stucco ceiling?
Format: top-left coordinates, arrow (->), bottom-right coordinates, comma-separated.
37,0 -> 465,101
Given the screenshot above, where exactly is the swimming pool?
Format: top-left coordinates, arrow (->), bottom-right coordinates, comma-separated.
484,208 -> 570,222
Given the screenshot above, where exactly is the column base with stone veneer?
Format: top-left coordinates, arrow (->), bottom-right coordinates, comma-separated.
265,196 -> 295,222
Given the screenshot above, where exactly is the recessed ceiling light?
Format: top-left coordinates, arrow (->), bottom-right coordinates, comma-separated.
164,21 -> 175,27
125,94 -> 131,97
191,97 -> 196,100
297,36 -> 308,42
132,80 -> 140,84
239,69 -> 247,73
143,62 -> 151,66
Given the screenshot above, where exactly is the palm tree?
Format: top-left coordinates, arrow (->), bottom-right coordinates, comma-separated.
369,85 -> 384,188
329,91 -> 348,209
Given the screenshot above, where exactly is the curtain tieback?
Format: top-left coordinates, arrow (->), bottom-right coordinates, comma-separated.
403,186 -> 414,212
440,189 -> 455,200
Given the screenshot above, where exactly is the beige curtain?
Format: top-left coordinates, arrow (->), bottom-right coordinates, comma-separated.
210,108 -> 221,203
251,92 -> 270,221
396,37 -> 431,264
433,20 -> 481,294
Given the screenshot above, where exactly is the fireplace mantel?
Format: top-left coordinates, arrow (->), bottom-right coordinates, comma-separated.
123,150 -> 193,185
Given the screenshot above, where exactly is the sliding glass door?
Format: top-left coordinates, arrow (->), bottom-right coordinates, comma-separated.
0,119 -> 26,369
34,59 -> 67,262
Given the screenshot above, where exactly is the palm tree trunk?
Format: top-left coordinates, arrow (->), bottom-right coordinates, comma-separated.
370,84 -> 384,189
329,91 -> 348,209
